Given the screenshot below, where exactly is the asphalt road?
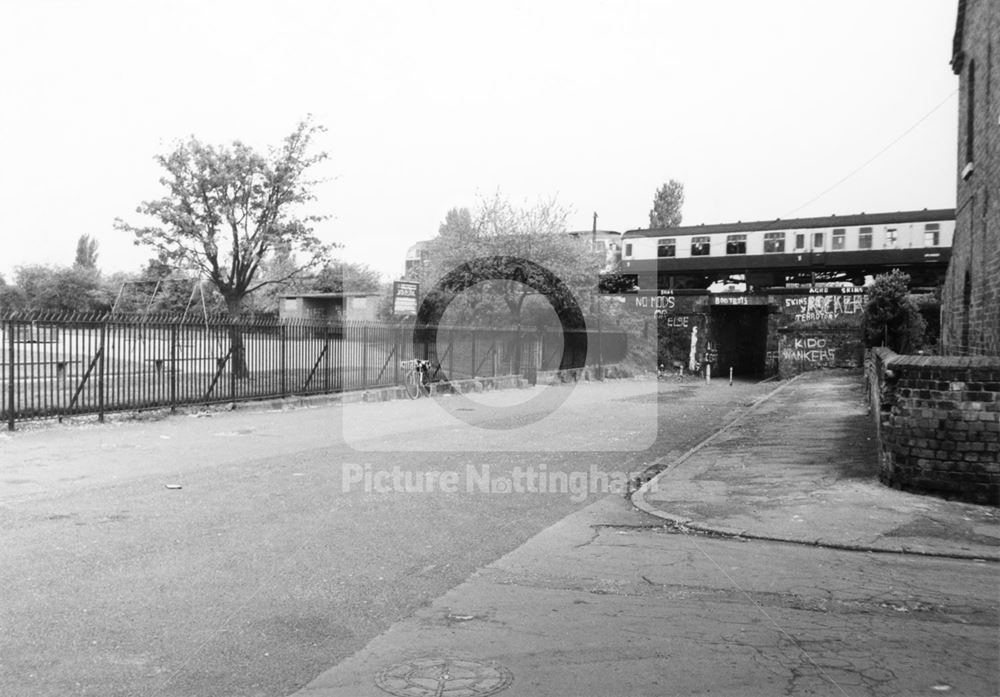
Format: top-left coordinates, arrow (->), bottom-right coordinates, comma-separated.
0,377 -> 775,697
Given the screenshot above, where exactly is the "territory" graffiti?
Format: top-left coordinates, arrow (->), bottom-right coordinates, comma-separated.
784,295 -> 864,322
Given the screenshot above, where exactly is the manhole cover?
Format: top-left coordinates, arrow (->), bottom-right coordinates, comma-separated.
375,657 -> 513,697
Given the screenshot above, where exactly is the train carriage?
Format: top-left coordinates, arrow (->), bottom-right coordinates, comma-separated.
619,208 -> 955,290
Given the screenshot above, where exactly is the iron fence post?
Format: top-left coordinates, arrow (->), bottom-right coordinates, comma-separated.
7,319 -> 15,431
170,322 -> 178,413
362,324 -> 368,389
324,324 -> 331,392
280,323 -> 287,397
394,322 -> 401,386
97,320 -> 106,423
229,318 -> 237,402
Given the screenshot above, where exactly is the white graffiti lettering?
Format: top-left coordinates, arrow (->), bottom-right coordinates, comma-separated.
635,296 -> 676,310
785,294 -> 864,322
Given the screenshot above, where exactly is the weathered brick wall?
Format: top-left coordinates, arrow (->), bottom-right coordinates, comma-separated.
772,289 -> 866,378
777,328 -> 863,379
941,0 -> 1000,357
866,348 -> 1000,505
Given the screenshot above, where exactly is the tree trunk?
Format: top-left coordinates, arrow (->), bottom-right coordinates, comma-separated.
225,296 -> 250,378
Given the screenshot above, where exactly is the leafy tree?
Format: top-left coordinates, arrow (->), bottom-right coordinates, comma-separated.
862,269 -> 926,353
13,264 -> 111,313
648,179 -> 685,229
0,273 -> 26,312
116,117 -> 335,374
436,207 -> 474,247
74,234 -> 99,269
312,260 -> 382,294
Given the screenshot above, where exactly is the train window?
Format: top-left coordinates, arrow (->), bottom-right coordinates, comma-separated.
691,236 -> 711,256
886,228 -> 898,247
657,238 -> 676,257
924,223 -> 940,246
813,232 -> 824,249
725,234 -> 746,255
624,243 -> 632,257
832,229 -> 846,250
794,233 -> 806,250
763,232 -> 785,253
858,227 -> 873,249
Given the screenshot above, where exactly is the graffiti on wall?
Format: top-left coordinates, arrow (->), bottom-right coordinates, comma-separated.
634,296 -> 676,312
657,312 -> 706,371
765,350 -> 779,371
780,336 -> 837,364
784,294 -> 864,323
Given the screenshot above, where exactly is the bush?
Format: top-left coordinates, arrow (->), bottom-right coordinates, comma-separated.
861,270 -> 926,353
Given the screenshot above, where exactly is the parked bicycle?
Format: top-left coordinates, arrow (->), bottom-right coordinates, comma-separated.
400,358 -> 433,399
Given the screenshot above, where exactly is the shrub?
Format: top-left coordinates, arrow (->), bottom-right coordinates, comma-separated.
861,270 -> 926,353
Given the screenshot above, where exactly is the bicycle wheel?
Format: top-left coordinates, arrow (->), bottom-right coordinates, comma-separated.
404,371 -> 421,399
416,370 -> 430,398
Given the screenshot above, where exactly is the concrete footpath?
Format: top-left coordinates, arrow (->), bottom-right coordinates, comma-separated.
290,370 -> 999,697
634,370 -> 1000,560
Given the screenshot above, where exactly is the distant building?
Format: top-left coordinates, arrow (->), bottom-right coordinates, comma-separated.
566,229 -> 623,272
941,0 -> 999,355
404,240 -> 433,277
278,292 -> 380,322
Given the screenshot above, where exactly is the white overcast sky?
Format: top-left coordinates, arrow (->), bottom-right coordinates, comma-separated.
0,0 -> 959,282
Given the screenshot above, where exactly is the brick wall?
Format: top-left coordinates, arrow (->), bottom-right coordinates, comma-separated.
865,347 -> 999,505
941,0 -> 1000,356
777,328 -> 863,379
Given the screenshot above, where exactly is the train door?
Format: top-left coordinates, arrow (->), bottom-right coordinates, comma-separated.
709,306 -> 769,378
809,230 -> 827,268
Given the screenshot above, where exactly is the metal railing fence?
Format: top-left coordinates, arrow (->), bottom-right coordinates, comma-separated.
1,312 -> 626,429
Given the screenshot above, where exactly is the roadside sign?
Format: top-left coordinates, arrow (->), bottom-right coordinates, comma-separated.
393,281 -> 419,316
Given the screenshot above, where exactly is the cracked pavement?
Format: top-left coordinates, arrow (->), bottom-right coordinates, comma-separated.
295,497 -> 998,697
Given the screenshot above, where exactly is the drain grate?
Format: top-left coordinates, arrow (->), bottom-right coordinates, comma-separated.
375,657 -> 513,697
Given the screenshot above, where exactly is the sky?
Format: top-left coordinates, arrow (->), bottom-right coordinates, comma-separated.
0,0 -> 960,284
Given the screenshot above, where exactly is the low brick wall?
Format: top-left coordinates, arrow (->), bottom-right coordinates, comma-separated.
865,348 -> 1000,505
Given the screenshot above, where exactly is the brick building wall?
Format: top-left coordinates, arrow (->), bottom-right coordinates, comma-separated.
866,348 -> 999,505
941,0 -> 1000,356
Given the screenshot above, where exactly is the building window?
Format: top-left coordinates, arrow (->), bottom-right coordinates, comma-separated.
691,236 -> 711,256
725,234 -> 746,255
924,223 -> 940,247
858,227 -> 873,249
812,232 -> 824,249
794,233 -> 806,250
831,228 -> 846,250
657,238 -> 676,257
763,232 -> 785,253
966,60 -> 976,166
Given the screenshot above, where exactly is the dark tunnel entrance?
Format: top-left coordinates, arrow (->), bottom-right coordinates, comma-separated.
710,306 -> 769,378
